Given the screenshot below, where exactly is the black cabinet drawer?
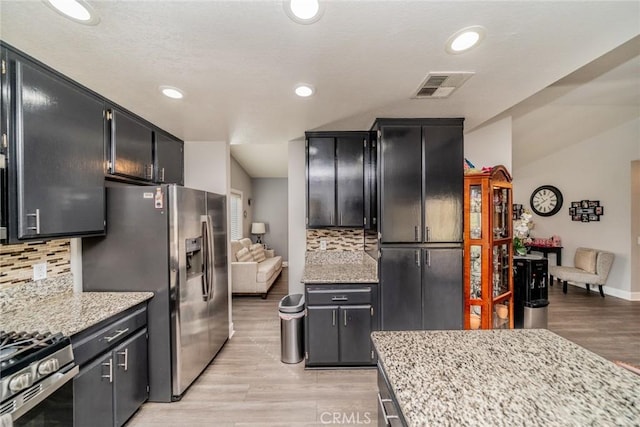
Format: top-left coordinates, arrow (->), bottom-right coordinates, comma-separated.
72,304 -> 147,366
306,286 -> 373,305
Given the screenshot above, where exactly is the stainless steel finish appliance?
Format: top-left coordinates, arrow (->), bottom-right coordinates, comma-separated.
82,184 -> 229,402
0,331 -> 78,424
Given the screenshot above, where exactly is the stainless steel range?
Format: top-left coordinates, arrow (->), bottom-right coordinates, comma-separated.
0,331 -> 78,424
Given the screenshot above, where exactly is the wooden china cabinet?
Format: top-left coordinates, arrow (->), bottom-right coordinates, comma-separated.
463,165 -> 514,330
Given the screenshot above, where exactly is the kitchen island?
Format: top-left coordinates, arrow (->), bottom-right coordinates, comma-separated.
372,329 -> 640,426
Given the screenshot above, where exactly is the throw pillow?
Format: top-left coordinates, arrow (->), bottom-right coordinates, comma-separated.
250,243 -> 266,262
236,247 -> 253,262
575,249 -> 597,274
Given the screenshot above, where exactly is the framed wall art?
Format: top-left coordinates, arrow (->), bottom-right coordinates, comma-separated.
569,200 -> 603,222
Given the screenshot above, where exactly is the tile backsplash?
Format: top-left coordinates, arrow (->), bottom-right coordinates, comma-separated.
306,229 -> 364,251
0,240 -> 71,288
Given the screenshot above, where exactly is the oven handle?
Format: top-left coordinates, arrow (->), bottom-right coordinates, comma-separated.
11,364 -> 79,421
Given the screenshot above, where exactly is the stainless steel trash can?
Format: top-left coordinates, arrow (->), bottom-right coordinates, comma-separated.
524,299 -> 549,329
278,294 -> 305,364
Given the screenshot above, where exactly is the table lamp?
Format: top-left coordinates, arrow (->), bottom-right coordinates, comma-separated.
251,222 -> 266,245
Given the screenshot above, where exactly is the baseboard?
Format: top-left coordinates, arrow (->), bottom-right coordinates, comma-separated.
567,282 -> 639,301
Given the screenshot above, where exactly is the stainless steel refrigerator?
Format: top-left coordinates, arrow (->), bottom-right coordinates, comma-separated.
82,184 -> 229,402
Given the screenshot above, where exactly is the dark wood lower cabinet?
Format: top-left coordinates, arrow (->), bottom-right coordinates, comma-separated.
380,247 -> 463,331
305,284 -> 378,367
72,304 -> 148,427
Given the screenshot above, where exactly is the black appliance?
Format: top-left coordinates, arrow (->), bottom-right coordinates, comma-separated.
513,256 -> 549,328
0,331 -> 78,425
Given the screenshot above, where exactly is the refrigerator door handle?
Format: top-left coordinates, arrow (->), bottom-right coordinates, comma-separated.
204,215 -> 215,301
201,219 -> 210,302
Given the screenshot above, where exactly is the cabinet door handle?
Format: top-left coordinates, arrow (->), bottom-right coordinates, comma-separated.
377,393 -> 399,425
415,250 -> 420,267
26,209 -> 41,234
102,358 -> 113,383
160,167 -> 165,182
332,310 -> 336,326
414,225 -> 419,241
425,226 -> 430,242
426,250 -> 431,267
105,328 -> 129,343
344,310 -> 348,327
117,348 -> 129,371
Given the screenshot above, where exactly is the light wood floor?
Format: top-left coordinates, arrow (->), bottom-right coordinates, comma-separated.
128,268 -> 378,427
128,270 -> 639,426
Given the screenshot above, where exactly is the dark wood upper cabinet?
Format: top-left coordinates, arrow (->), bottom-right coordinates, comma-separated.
375,118 -> 464,244
1,46 -> 106,242
154,131 -> 184,185
306,131 -> 370,228
307,136 -> 336,226
107,108 -> 154,181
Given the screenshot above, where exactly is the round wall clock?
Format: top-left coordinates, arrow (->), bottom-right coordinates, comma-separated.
530,185 -> 563,217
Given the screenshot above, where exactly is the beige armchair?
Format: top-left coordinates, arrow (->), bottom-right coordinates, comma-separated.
549,247 -> 614,297
230,238 -> 282,298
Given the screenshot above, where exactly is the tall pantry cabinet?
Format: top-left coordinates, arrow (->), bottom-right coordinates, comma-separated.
374,118 -> 464,331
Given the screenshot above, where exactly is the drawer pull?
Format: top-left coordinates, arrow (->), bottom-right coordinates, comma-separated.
332,309 -> 336,327
331,296 -> 348,302
105,328 -> 129,343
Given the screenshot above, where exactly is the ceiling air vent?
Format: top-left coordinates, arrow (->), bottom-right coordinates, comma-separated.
413,72 -> 474,99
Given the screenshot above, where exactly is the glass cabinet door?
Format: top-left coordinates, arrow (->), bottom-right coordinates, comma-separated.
492,244 -> 510,297
492,187 -> 510,239
470,185 -> 482,239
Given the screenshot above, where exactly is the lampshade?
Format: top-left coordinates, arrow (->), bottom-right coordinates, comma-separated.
251,222 -> 266,234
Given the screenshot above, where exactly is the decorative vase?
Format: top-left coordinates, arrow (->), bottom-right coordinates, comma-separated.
516,246 -> 527,256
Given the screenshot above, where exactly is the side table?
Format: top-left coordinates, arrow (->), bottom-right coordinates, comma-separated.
527,245 -> 563,266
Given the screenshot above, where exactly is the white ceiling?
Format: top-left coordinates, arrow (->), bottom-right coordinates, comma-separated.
1,1 -> 638,177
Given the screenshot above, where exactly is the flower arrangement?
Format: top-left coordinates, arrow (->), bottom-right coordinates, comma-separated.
513,210 -> 534,255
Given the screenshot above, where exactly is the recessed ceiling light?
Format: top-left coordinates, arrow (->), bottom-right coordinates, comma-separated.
160,86 -> 184,99
294,84 -> 315,97
446,26 -> 486,54
44,0 -> 100,25
284,0 -> 324,25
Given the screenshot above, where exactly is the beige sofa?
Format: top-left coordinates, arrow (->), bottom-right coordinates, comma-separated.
230,238 -> 282,298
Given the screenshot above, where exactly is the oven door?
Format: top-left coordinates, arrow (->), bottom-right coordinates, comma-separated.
12,365 -> 78,427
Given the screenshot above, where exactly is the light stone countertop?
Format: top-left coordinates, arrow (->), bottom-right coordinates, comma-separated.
372,329 -> 640,426
302,251 -> 378,283
0,274 -> 153,337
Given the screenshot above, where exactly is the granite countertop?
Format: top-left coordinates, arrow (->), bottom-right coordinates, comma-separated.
372,329 -> 640,426
302,251 -> 378,283
0,274 -> 153,337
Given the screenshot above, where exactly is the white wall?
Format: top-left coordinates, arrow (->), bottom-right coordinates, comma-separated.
288,139 -> 306,295
230,156 -> 253,238
514,118 -> 640,300
184,141 -> 229,195
252,178 -> 288,260
464,116 -> 513,172
631,160 -> 640,295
